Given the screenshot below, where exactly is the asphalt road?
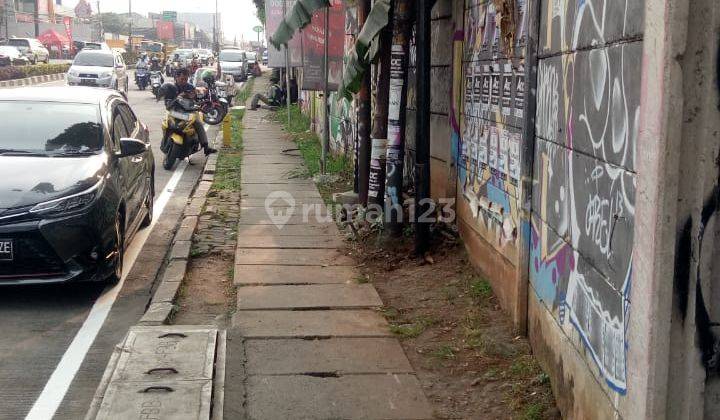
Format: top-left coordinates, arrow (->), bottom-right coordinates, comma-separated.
0,76 -> 216,419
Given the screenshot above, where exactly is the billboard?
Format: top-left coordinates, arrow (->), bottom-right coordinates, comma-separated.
265,0 -> 302,68
156,21 -> 174,41
301,0 -> 344,91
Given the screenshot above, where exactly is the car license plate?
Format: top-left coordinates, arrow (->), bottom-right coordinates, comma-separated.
0,239 -> 13,261
80,79 -> 96,86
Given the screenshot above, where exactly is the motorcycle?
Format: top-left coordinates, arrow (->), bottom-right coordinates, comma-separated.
160,96 -> 203,170
150,71 -> 163,98
197,84 -> 228,125
135,68 -> 150,91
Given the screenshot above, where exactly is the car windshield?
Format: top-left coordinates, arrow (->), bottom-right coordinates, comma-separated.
246,52 -> 257,61
73,52 -> 114,67
7,39 -> 29,48
219,51 -> 244,62
176,50 -> 193,58
0,101 -> 102,155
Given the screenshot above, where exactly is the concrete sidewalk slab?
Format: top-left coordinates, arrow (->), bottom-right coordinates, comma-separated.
244,338 -> 414,375
232,310 -> 392,338
237,213 -> 333,226
234,265 -> 357,285
235,234 -> 344,248
246,374 -> 433,420
237,222 -> 339,236
235,248 -> 353,266
236,284 -> 382,310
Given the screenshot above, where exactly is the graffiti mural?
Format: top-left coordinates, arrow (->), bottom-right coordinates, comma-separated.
458,0 -> 529,261
530,0 -> 643,395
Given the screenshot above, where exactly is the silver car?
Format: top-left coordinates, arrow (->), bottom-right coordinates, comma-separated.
67,50 -> 128,93
219,49 -> 248,82
6,37 -> 49,64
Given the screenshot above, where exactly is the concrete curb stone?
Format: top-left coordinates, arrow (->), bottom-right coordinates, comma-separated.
0,72 -> 64,88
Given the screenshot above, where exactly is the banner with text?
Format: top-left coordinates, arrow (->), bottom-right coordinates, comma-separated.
301,0 -> 344,91
266,0 -> 303,68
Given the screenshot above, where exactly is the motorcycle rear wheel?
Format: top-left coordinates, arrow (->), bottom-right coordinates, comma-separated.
163,143 -> 182,170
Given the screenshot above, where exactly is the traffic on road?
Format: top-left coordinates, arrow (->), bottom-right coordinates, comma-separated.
0,40 -> 250,418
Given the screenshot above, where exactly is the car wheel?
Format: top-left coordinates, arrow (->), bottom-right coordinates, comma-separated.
109,214 -> 125,284
140,172 -> 155,228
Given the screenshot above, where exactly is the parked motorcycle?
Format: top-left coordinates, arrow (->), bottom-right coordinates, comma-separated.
150,71 -> 163,98
197,77 -> 228,125
160,91 -> 203,170
135,68 -> 150,91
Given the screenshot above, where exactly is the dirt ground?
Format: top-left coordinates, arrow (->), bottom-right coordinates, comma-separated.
346,232 -> 560,420
173,253 -> 236,326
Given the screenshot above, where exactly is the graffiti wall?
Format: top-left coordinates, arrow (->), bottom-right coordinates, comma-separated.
529,0 -> 643,406
457,0 -> 529,265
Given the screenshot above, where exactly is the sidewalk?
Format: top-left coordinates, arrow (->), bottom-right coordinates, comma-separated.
223,78 -> 433,419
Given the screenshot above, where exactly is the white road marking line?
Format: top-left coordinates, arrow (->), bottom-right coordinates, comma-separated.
25,161 -> 189,420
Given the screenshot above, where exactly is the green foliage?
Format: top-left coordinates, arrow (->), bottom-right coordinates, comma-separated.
0,63 -> 70,81
100,13 -> 129,35
469,278 -> 493,301
430,345 -> 456,359
271,104 -> 352,178
253,0 -> 266,25
213,83 -> 252,192
521,403 -> 544,420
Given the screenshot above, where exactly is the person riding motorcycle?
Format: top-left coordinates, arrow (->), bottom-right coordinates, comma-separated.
149,56 -> 164,84
136,53 -> 149,70
173,68 -> 216,156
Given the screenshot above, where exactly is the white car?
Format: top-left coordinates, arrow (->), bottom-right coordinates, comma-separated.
0,46 -> 30,66
6,37 -> 49,64
67,50 -> 129,93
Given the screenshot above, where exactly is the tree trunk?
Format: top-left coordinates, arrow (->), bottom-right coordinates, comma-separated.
356,0 -> 372,204
367,6 -> 394,207
383,0 -> 414,235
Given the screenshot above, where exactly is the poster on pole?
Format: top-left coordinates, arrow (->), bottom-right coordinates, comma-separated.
266,0 -> 302,68
300,0 -> 344,91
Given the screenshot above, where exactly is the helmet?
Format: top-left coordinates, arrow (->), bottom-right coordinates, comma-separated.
201,70 -> 216,86
157,82 -> 178,101
140,52 -> 148,59
151,56 -> 159,62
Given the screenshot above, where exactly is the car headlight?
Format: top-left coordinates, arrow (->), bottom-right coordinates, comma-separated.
30,179 -> 104,217
69,70 -> 79,77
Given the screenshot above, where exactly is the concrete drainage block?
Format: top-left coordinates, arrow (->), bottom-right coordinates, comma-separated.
87,326 -> 226,420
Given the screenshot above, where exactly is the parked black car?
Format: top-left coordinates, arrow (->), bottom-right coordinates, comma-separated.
0,87 -> 155,285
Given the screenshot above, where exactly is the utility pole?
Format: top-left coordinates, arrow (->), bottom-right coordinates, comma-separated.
97,1 -> 103,41
283,0 -> 290,126
4,0 -> 10,40
33,0 -> 38,37
128,0 -> 132,52
321,5 -> 330,173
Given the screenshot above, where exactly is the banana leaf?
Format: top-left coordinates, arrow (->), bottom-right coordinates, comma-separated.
270,0 -> 332,49
338,0 -> 391,99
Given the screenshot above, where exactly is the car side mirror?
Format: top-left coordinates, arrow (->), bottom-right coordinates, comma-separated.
118,138 -> 147,157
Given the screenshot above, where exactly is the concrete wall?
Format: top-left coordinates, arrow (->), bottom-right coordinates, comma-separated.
528,0 -> 643,417
455,0 -> 530,326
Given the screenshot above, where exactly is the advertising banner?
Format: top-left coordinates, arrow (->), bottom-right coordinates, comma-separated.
266,0 -> 302,68
156,21 -> 174,41
300,0 -> 344,91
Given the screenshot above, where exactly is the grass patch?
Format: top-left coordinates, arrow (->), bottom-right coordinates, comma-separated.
468,278 -> 493,301
235,77 -> 255,106
430,345 -> 456,359
521,403 -> 544,420
212,107 -> 245,191
390,315 -> 437,339
271,104 -> 352,179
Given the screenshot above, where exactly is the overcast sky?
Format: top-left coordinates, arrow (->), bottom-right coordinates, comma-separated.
62,0 -> 263,42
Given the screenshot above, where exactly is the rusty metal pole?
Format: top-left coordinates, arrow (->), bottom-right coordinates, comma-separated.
321,5 -> 330,173
414,0 -> 431,254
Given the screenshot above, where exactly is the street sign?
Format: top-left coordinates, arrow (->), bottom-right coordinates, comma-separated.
162,10 -> 177,22
252,25 -> 264,33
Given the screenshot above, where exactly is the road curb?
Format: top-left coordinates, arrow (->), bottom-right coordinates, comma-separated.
137,138 -> 221,326
0,72 -> 65,88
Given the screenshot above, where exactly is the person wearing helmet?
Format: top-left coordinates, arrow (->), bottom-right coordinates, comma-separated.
174,68 -> 217,156
136,53 -> 149,70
